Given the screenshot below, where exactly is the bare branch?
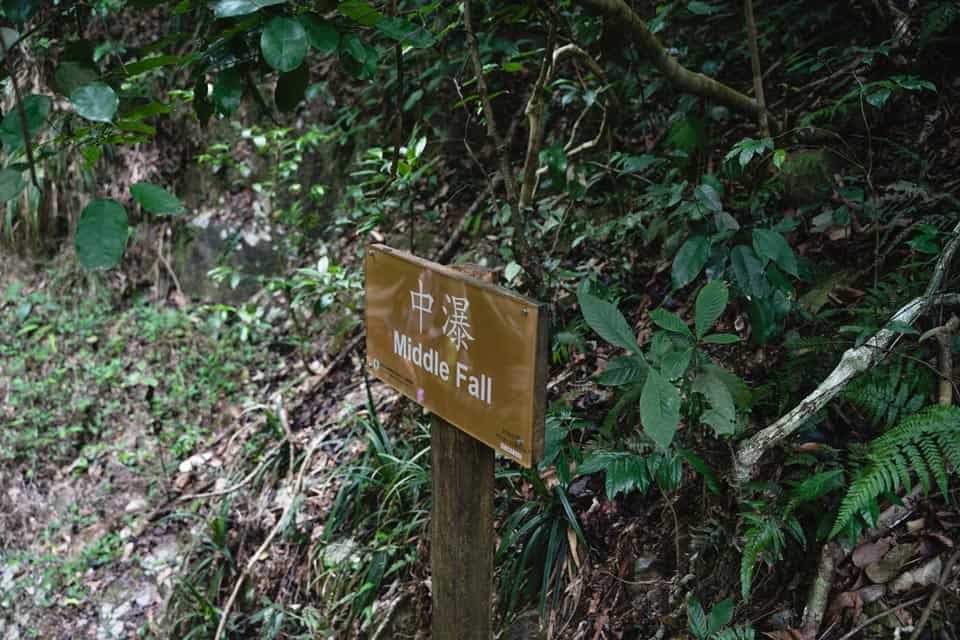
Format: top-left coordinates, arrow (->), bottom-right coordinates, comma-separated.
0,35 -> 41,192
734,222 -> 960,483
743,0 -> 770,137
573,0 -> 763,120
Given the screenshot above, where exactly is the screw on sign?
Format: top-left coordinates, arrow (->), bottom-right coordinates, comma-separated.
365,245 -> 549,639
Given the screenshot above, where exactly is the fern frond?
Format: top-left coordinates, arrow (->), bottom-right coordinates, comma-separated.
831,405 -> 960,538
740,513 -> 785,601
844,359 -> 932,430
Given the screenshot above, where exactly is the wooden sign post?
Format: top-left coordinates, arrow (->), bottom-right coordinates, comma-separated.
365,245 -> 548,639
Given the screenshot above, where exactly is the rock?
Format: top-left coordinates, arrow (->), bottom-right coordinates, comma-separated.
141,538 -> 179,575
134,584 -> 159,608
172,219 -> 284,303
124,497 -> 148,513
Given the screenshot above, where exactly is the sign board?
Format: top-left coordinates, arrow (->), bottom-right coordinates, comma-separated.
365,244 -> 547,467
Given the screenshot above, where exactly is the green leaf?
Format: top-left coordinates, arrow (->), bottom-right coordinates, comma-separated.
261,17 -> 308,72
595,355 -> 648,386
695,279 -> 728,339
701,363 -> 751,410
752,228 -> 798,277
3,0 -> 43,23
503,261 -> 522,283
0,27 -> 19,58
70,82 -> 118,123
866,88 -> 891,109
212,68 -> 242,116
694,184 -> 722,213
703,333 -> 740,344
0,94 -> 50,152
130,182 -> 183,215
275,63 -> 309,112
677,448 -> 721,494
694,371 -> 736,436
640,368 -> 681,449
729,245 -> 769,299
122,55 -> 184,77
650,308 -> 693,339
338,0 -> 383,26
211,0 -> 284,18
672,234 -> 709,289
686,1 -> 719,15
75,199 -> 128,270
300,14 -> 339,54
0,168 -> 26,203
341,32 -> 372,64
577,285 -> 641,354
687,595 -> 709,640
661,344 -> 693,380
375,16 -> 435,48
707,598 -> 734,634
54,61 -> 99,97
773,149 -> 786,169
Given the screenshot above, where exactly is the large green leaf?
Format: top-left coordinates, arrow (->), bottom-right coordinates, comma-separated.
693,371 -> 736,436
0,168 -> 26,202
729,244 -> 768,299
595,355 -> 647,386
752,228 -> 798,277
3,0 -> 43,23
211,0 -> 284,18
75,199 -> 128,270
640,368 -> 681,449
338,0 -> 383,26
130,182 -> 183,215
54,61 -> 99,96
212,68 -> 242,116
70,82 -> 118,123
261,17 -> 308,72
375,16 -> 435,48
0,94 -> 50,153
577,285 -> 641,354
300,14 -> 339,53
0,27 -> 20,58
650,308 -> 693,340
701,363 -> 751,409
275,63 -> 309,112
694,279 -> 728,339
672,234 -> 709,290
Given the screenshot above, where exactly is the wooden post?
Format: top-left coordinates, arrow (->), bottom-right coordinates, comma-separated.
431,263 -> 497,640
431,415 -> 495,640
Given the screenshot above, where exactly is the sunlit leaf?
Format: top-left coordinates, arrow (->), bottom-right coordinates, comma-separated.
70,82 -> 118,123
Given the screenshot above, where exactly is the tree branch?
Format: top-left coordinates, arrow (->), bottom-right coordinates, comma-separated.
734,222 -> 960,483
0,34 -> 41,192
573,0 -> 763,120
462,0 -> 544,293
743,0 -> 770,137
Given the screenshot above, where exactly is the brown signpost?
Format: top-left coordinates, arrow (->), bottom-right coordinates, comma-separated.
365,244 -> 548,639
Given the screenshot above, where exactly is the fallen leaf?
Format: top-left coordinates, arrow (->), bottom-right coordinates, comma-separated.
857,584 -> 885,603
852,538 -> 892,568
827,590 -> 863,622
890,556 -> 942,593
865,543 -> 918,584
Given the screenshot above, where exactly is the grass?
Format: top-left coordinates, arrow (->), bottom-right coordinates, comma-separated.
0,277 -> 280,627
0,282 -> 265,471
